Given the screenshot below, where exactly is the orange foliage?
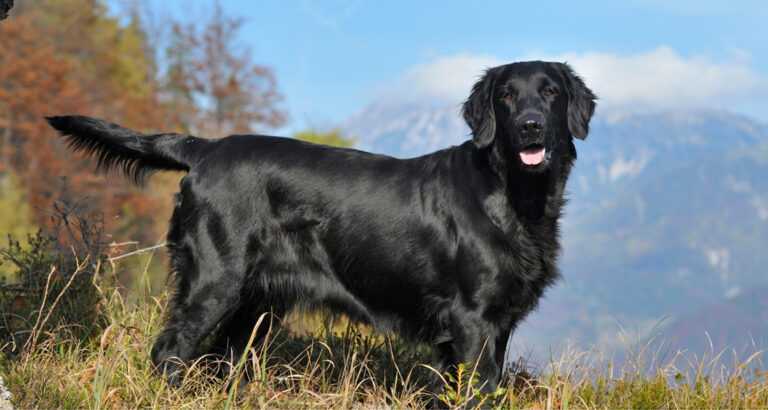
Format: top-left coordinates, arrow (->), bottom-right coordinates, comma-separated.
0,1 -> 288,247
164,4 -> 288,138
1,3 -> 174,243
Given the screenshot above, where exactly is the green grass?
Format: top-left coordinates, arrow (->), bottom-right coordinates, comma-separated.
2,243 -> 768,408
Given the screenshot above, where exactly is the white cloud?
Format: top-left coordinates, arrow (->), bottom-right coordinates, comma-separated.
608,155 -> 651,182
380,47 -> 768,111
377,53 -> 502,103
554,46 -> 768,108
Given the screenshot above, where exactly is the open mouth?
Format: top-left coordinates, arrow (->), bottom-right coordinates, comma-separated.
519,144 -> 547,166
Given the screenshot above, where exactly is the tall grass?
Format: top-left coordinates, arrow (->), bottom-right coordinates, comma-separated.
1,270 -> 434,408
2,233 -> 767,408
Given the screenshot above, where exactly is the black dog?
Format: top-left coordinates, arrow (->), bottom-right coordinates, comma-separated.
47,61 -> 595,391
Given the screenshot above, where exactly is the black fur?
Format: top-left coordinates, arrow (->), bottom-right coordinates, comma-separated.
45,115 -> 209,184
47,61 -> 595,392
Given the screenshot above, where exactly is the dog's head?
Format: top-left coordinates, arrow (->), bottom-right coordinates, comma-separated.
462,61 -> 596,172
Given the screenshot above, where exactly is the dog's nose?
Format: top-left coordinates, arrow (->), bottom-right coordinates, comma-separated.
517,114 -> 544,134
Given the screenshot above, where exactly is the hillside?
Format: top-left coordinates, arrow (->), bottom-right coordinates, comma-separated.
664,284 -> 768,356
537,143 -> 768,357
342,101 -> 468,157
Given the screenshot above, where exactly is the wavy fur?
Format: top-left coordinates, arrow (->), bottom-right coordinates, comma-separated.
46,115 -> 207,184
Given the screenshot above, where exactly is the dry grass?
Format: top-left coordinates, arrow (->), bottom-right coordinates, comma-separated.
2,248 -> 768,408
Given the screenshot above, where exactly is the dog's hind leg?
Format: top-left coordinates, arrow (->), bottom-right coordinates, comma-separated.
208,299 -> 289,383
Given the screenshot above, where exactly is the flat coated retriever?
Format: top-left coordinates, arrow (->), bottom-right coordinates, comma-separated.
47,61 -> 595,392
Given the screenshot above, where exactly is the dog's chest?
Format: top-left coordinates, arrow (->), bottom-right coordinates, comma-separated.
471,203 -> 562,321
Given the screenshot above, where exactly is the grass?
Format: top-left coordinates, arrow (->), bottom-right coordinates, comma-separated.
2,240 -> 768,408
1,272 -> 434,408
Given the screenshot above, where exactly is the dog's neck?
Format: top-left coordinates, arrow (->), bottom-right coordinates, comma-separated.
507,170 -> 551,220
508,163 -> 572,221
481,139 -> 575,224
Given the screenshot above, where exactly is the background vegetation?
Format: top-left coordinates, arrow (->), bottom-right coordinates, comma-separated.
3,226 -> 768,408
0,0 -> 350,283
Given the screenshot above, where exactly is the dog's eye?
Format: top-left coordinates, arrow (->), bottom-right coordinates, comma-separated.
543,88 -> 556,97
503,93 -> 513,101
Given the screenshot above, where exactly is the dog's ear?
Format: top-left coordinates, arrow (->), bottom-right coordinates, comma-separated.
551,62 -> 596,140
462,68 -> 499,148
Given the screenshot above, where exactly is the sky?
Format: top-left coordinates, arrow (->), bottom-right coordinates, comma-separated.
113,0 -> 768,135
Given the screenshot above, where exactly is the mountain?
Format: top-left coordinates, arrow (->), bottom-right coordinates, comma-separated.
566,110 -> 768,218
663,284 -> 768,357
342,102 -> 768,364
546,142 -> 768,352
342,101 -> 468,157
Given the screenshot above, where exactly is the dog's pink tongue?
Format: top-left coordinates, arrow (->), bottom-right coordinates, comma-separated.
520,148 -> 545,165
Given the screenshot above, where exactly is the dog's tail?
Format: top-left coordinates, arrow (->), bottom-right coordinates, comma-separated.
46,115 -> 211,184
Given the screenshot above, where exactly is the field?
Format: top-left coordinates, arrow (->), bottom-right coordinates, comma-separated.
1,233 -> 767,409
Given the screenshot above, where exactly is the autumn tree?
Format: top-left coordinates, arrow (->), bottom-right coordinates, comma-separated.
0,6 -> 86,221
1,0 -> 289,252
0,0 -> 171,243
163,4 -> 287,138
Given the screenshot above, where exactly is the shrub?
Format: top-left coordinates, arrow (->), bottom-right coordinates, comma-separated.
0,200 -> 108,356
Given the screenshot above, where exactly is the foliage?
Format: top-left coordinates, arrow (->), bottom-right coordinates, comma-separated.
292,128 -> 355,148
0,201 -> 108,355
0,171 -> 37,279
163,4 -> 287,138
438,362 -> 506,408
0,0 -> 289,249
0,0 -> 168,243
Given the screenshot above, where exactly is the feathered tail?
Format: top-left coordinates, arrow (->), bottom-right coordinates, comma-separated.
46,115 -> 210,184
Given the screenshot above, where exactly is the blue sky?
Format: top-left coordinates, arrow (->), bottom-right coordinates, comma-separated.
114,0 -> 768,135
